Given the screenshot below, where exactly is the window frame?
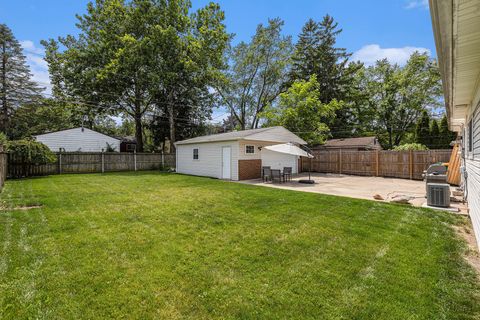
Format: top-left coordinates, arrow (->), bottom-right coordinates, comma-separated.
193,148 -> 199,160
245,145 -> 255,154
469,118 -> 473,153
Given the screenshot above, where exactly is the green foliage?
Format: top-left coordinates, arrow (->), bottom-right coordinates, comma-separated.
43,0 -> 230,151
263,75 -> 339,145
365,53 -> 442,149
416,110 -> 431,146
217,18 -> 293,129
6,139 -> 56,164
0,24 -> 43,134
8,99 -> 82,140
393,143 -> 429,151
430,119 -> 440,148
440,114 -> 457,148
0,132 -> 7,147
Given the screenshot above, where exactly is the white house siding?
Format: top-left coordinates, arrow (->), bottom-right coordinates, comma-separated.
261,149 -> 298,174
176,141 -> 239,180
465,101 -> 480,247
35,128 -> 120,152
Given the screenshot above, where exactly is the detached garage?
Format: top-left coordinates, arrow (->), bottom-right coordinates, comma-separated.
175,126 -> 308,180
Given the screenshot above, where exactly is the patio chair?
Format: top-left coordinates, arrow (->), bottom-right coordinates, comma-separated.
283,167 -> 292,182
271,169 -> 282,183
262,167 -> 272,182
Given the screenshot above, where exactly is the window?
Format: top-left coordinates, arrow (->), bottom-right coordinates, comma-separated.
469,119 -> 473,153
126,144 -> 136,152
193,148 -> 199,160
245,145 -> 255,154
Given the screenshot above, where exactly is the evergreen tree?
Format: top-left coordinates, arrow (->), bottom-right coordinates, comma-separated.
289,15 -> 356,103
0,24 -> 42,134
439,114 -> 456,148
429,119 -> 440,149
415,110 -> 431,146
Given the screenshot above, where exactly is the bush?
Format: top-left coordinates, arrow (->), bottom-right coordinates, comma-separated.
393,143 -> 429,151
7,139 -> 57,164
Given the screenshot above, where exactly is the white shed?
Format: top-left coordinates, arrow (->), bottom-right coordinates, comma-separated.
175,126 -> 307,180
35,127 -> 121,152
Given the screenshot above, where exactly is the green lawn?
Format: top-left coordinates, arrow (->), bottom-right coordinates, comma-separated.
0,172 -> 479,319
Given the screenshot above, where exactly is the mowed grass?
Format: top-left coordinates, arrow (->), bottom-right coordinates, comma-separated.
0,172 -> 479,319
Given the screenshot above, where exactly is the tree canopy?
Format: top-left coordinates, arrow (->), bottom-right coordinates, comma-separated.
217,18 -> 293,130
0,24 -> 43,135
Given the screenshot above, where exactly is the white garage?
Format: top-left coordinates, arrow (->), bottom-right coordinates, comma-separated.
175,126 -> 309,180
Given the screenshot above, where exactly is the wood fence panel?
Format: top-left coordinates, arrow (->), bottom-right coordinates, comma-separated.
7,152 -> 175,178
302,149 -> 452,181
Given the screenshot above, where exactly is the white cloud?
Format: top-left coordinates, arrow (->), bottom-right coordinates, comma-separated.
20,40 -> 44,55
20,40 -> 51,94
405,0 -> 429,10
351,44 -> 431,66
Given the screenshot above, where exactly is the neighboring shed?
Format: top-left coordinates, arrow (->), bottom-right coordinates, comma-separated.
175,126 -> 306,180
314,136 -> 382,151
35,127 -> 121,152
119,136 -> 137,152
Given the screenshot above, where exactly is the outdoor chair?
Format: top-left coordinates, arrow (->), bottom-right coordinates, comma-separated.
283,167 -> 292,182
271,169 -> 282,183
262,167 -> 272,182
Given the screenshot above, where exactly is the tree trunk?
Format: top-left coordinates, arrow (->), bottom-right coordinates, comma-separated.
168,102 -> 176,153
134,109 -> 143,152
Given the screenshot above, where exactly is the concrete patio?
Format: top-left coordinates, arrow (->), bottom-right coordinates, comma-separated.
239,173 -> 465,210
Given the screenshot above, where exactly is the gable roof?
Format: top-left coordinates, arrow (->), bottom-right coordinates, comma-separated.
320,136 -> 379,149
175,126 -> 306,145
35,127 -> 121,142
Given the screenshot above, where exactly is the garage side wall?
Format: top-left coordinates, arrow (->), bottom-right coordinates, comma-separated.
176,141 -> 239,180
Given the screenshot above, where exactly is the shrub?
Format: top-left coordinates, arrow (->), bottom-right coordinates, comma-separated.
393,143 -> 429,151
7,139 -> 57,164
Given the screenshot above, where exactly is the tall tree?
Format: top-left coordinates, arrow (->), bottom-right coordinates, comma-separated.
263,75 -> 340,145
0,24 -> 42,134
43,0 -> 229,152
217,18 -> 293,130
439,114 -> 456,148
429,119 -> 440,149
415,110 -> 431,147
366,53 -> 441,149
288,16 -> 361,137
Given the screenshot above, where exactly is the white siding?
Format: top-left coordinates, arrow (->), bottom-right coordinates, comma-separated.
465,101 -> 480,248
176,141 -> 239,180
261,149 -> 298,174
35,128 -> 120,152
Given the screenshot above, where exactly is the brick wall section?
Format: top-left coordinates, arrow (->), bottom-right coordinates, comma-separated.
238,159 -> 262,180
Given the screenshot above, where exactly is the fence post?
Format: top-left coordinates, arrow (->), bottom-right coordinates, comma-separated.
409,150 -> 413,180
58,148 -> 62,174
161,151 -> 165,168
101,149 -> 105,173
375,150 -> 379,176
134,150 -> 137,171
339,150 -> 342,174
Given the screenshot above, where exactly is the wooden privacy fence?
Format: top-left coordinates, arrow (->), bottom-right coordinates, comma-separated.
302,149 -> 452,180
0,148 -> 6,189
8,152 -> 176,178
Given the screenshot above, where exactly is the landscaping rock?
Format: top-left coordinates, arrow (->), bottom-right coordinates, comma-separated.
390,195 -> 413,205
373,194 -> 384,200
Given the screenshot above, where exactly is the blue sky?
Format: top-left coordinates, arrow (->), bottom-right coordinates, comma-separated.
1,0 -> 434,119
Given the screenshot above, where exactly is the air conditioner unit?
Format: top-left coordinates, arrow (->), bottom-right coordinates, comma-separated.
427,183 -> 450,208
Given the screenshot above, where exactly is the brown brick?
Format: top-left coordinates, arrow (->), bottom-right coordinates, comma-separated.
238,159 -> 262,180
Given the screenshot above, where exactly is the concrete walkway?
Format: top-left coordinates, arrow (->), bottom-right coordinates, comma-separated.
239,173 -> 462,209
